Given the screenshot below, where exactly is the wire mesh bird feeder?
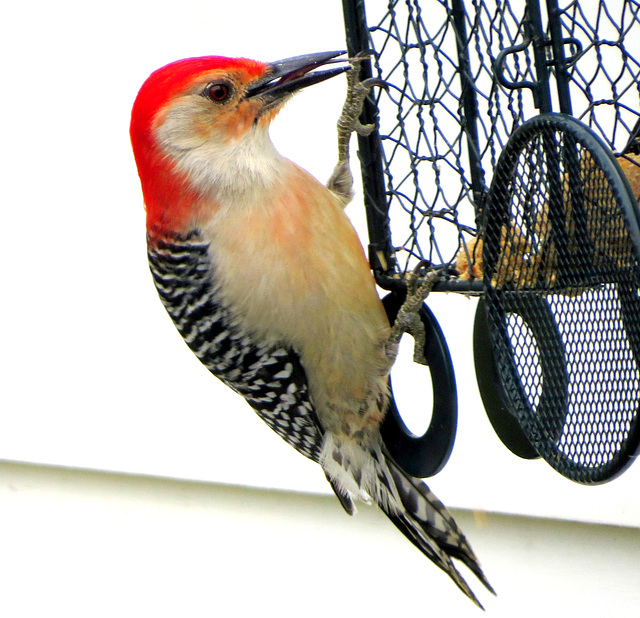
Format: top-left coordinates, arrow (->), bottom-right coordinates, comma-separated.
342,0 -> 640,483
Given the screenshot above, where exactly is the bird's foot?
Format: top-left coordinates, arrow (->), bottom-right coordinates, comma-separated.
337,52 -> 386,159
327,51 -> 387,205
388,264 -> 442,366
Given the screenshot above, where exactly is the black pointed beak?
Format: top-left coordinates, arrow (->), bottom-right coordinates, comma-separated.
246,51 -> 348,102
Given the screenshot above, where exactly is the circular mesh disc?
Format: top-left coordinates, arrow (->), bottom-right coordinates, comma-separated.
483,114 -> 640,483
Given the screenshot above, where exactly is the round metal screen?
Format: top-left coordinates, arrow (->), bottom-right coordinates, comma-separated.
482,113 -> 640,483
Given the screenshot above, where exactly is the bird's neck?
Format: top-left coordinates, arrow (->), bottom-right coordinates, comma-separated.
146,126 -> 290,236
177,125 -> 286,205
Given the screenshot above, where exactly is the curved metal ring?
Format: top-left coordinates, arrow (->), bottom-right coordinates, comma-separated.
380,292 -> 457,478
482,113 -> 640,483
486,290 -> 570,449
473,297 -> 539,460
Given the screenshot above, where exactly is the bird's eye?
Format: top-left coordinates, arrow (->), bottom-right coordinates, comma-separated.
204,82 -> 232,103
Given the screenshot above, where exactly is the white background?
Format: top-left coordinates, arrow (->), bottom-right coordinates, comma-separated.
1,4 -> 640,613
2,0 -> 640,615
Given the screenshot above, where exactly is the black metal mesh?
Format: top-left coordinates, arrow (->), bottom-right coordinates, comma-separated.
360,0 -> 640,282
561,2 -> 640,145
342,0 -> 640,482
483,114 -> 640,482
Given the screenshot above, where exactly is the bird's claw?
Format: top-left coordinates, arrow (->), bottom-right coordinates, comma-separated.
327,51 -> 386,204
340,52 -> 387,149
360,77 -> 388,91
347,77 -> 387,137
388,264 -> 442,366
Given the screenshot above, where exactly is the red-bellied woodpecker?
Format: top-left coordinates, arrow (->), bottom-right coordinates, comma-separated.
130,51 -> 494,607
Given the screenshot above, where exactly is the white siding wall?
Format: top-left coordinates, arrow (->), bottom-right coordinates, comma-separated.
1,460 -> 639,617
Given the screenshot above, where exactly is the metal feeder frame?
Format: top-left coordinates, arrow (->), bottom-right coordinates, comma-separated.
342,0 -> 640,483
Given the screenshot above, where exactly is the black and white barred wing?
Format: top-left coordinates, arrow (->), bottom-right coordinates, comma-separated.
147,231 -> 324,463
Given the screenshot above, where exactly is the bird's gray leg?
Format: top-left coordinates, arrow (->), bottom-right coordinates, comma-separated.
327,52 -> 386,205
387,268 -> 441,367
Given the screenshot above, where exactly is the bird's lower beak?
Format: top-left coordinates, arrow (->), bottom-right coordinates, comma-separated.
246,51 -> 349,103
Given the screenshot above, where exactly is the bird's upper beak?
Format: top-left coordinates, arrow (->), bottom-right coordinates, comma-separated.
246,51 -> 348,103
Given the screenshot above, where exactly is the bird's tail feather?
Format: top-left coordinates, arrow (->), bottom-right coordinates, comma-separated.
321,433 -> 494,608
373,446 -> 495,608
